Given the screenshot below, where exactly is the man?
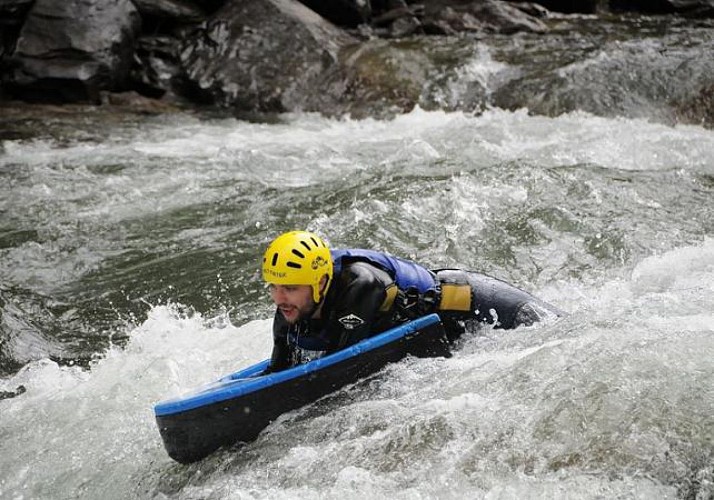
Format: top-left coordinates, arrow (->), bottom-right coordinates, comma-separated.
262,230 -> 562,372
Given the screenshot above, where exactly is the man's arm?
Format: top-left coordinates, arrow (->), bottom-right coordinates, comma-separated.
266,310 -> 292,373
329,261 -> 391,350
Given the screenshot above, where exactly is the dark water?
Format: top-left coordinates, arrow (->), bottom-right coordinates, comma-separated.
1,19 -> 713,499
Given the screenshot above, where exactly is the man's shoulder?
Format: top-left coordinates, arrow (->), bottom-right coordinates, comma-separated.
343,259 -> 384,277
340,260 -> 393,290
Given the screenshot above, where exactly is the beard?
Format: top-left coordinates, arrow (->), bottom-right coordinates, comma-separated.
278,300 -> 317,324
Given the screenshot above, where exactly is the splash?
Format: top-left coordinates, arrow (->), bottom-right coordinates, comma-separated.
0,305 -> 272,499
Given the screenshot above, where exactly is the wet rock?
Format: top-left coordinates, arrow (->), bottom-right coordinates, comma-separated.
337,39 -> 430,117
5,0 -> 141,103
336,36 -> 495,118
491,17 -> 714,127
610,0 -> 714,17
180,0 -> 357,113
670,0 -> 714,16
389,14 -> 424,37
129,34 -> 186,99
509,0 -> 603,14
0,0 -> 34,58
0,0 -> 712,126
101,89 -> 185,113
131,0 -> 205,22
0,0 -> 33,98
674,83 -> 714,128
298,0 -> 371,27
507,1 -> 553,17
423,0 -> 548,35
0,286 -> 70,376
0,385 -> 26,401
0,0 -> 34,22
0,0 -> 33,16
125,2 -> 208,101
372,1 -> 423,37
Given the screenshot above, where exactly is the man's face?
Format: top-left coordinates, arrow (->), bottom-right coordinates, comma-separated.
269,284 -> 315,324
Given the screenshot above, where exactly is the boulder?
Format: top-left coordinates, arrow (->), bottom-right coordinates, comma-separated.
423,0 -> 548,35
505,1 -> 553,17
371,0 -> 423,37
337,39 -> 430,117
491,25 -> 714,127
125,1 -> 209,100
669,0 -> 714,14
610,0 -> 714,16
129,34 -> 186,98
507,0 -> 602,14
0,0 -> 34,60
130,0 -> 205,22
298,0 -> 371,27
674,83 -> 714,127
180,0 -> 357,113
6,0 -> 141,103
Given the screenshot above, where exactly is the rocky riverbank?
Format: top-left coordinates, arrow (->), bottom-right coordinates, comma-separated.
1,0 -> 714,126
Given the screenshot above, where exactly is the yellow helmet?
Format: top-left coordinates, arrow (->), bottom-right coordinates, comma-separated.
262,231 -> 333,303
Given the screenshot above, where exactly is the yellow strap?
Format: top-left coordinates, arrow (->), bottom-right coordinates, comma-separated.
380,284 -> 398,312
438,283 -> 472,311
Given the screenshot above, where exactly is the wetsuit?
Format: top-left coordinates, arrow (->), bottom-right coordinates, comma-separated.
267,249 -> 562,372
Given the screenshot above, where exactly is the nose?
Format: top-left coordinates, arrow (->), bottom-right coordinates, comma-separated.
270,285 -> 286,303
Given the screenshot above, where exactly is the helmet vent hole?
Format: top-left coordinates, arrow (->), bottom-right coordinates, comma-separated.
310,237 -> 319,247
300,241 -> 311,251
271,253 -> 278,266
291,249 -> 305,259
287,261 -> 302,269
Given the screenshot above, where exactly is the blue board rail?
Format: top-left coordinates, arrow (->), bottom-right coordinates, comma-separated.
154,313 -> 442,417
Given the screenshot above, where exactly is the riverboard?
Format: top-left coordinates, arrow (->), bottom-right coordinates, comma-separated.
154,313 -> 447,463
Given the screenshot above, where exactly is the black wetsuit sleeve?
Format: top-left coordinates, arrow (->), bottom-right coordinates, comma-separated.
266,309 -> 292,373
328,262 -> 389,351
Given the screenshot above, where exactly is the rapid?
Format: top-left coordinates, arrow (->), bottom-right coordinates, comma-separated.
1,95 -> 713,497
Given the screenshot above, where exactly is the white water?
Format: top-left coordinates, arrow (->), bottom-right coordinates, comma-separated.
1,108 -> 713,499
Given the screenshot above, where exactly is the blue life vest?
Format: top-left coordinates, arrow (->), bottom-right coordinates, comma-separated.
331,249 -> 437,293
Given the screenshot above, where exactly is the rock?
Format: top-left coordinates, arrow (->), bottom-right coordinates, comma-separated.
5,0 -> 141,103
670,0 -> 714,16
0,385 -> 26,401
101,89 -> 184,113
298,0 -> 371,27
674,83 -> 714,127
507,1 -> 552,17
491,21 -> 714,127
509,0 -> 602,14
0,0 -> 34,59
0,1 -> 35,27
372,1 -> 423,37
129,34 -> 186,98
124,1 -> 208,100
610,0 -> 714,17
389,14 -> 423,37
130,0 -> 205,22
423,0 -> 548,35
0,0 -> 34,23
337,39 -> 428,117
180,0 -> 357,113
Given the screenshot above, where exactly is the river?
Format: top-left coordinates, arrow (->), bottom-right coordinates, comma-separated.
1,65 -> 713,499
